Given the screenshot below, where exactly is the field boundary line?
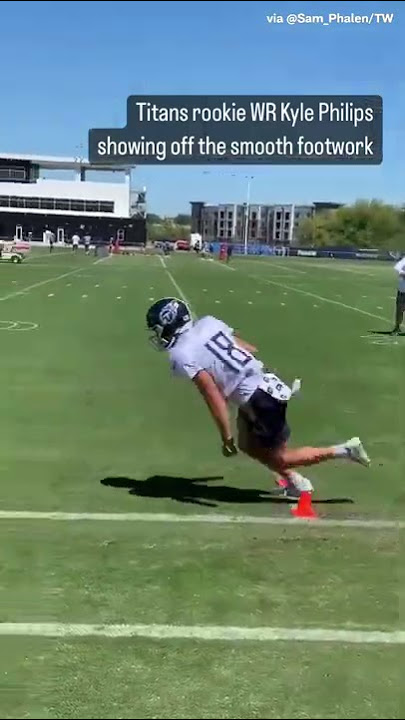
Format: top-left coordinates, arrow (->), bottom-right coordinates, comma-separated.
158,255 -> 196,317
0,259 -> 103,302
0,510 -> 403,529
1,622 -> 404,644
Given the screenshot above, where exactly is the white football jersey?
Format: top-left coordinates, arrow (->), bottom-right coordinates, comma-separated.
169,316 -> 264,406
394,257 -> 405,292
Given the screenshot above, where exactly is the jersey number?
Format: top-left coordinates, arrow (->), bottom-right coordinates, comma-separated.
205,331 -> 252,373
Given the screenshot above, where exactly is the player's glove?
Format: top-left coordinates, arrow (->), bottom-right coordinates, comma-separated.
222,437 -> 238,457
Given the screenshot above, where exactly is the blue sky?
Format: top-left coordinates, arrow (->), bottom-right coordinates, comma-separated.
0,0 -> 403,214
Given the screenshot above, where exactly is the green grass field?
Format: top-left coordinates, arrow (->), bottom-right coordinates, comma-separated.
0,247 -> 404,719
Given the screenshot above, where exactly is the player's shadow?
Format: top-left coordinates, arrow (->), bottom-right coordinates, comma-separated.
368,330 -> 405,336
100,475 -> 353,508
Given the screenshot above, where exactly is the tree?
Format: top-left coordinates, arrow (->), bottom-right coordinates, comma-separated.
173,213 -> 191,225
296,201 -> 405,249
146,213 -> 162,224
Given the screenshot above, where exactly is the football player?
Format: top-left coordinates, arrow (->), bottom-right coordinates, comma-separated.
146,297 -> 370,498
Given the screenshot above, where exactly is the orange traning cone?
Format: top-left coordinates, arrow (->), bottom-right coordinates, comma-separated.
291,491 -> 318,519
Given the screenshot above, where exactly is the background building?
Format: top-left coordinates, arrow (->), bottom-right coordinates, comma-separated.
190,200 -> 342,245
0,153 -> 146,245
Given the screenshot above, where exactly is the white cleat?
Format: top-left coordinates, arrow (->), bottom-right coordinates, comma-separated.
345,437 -> 370,467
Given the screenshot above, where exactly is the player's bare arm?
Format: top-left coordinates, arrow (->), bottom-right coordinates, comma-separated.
193,370 -> 237,455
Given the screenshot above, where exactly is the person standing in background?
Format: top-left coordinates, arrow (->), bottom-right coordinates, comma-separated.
392,255 -> 405,334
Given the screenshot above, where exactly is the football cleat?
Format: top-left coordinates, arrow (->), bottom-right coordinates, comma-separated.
344,437 -> 370,467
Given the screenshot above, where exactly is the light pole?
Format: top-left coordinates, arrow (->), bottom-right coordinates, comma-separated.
243,176 -> 254,256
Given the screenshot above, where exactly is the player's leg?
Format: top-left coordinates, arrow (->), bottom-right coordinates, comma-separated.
236,402 -> 313,497
392,292 -> 404,334
237,390 -> 370,491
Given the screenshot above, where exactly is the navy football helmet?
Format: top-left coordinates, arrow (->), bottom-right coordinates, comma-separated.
146,297 -> 192,349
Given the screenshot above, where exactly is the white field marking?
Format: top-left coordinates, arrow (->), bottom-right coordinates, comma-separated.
0,321 -> 38,331
1,623 -> 404,644
158,255 -> 195,317
240,259 -> 307,275
213,260 -> 236,271
284,260 -> 376,277
81,294 -> 88,299
149,297 -> 155,301
215,300 -> 221,304
281,302 -> 286,306
0,510 -> 403,530
116,296 -> 122,300
95,284 -> 100,287
245,273 -> 390,324
47,293 -> 54,297
248,301 -> 253,305
256,290 -> 262,294
313,304 -> 319,308
0,262 -> 99,303
377,306 -> 383,310
94,255 -> 112,265
360,335 -> 400,347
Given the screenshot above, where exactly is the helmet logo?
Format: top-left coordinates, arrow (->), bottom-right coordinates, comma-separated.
159,300 -> 179,326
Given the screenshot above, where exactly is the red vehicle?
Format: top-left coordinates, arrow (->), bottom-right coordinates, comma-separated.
175,239 -> 190,251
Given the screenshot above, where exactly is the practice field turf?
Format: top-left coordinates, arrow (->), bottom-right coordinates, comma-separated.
0,248 -> 404,719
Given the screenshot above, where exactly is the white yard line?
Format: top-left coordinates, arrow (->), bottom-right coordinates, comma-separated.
93,255 -> 112,265
0,510 -> 403,529
214,261 -> 390,322
158,255 -> 196,316
1,622 -> 404,644
248,273 -> 390,323
241,259 -> 307,275
213,260 -> 236,271
0,259 -> 103,302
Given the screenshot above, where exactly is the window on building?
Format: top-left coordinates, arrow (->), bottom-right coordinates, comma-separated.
220,220 -> 224,228
251,212 -> 257,220
220,211 -> 225,219
285,212 -> 290,220
71,200 -> 85,212
99,201 -> 114,213
55,199 -> 70,211
0,194 -> 114,214
0,166 -> 26,181
227,230 -> 232,237
85,201 -> 98,213
219,229 -> 224,237
25,198 -> 41,209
